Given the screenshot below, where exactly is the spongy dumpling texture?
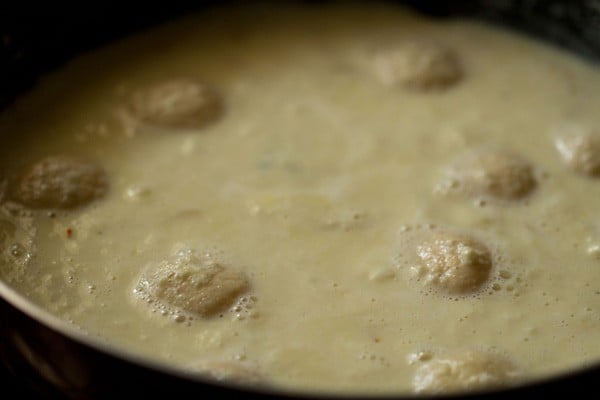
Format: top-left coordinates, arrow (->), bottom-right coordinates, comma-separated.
16,155 -> 108,210
412,349 -> 520,394
136,249 -> 250,318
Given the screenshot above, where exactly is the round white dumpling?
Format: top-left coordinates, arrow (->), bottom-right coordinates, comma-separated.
374,40 -> 462,90
128,79 -> 223,130
554,128 -> 600,177
135,249 -> 250,318
16,155 -> 108,210
412,349 -> 520,394
415,231 -> 493,294
442,148 -> 537,202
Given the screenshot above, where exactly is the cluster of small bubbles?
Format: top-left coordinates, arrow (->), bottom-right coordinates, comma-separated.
0,205 -> 36,272
231,295 -> 259,321
135,284 -> 185,322
485,268 -> 524,296
358,351 -> 388,365
64,267 -> 77,285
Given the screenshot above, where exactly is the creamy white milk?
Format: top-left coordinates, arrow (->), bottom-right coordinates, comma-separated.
0,2 -> 599,396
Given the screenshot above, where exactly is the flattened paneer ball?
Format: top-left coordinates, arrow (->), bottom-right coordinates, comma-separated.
412,349 -> 520,394
16,155 -> 108,210
446,148 -> 537,201
128,79 -> 224,130
554,128 -> 600,177
137,249 -> 250,318
374,40 -> 463,90
415,231 -> 492,294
